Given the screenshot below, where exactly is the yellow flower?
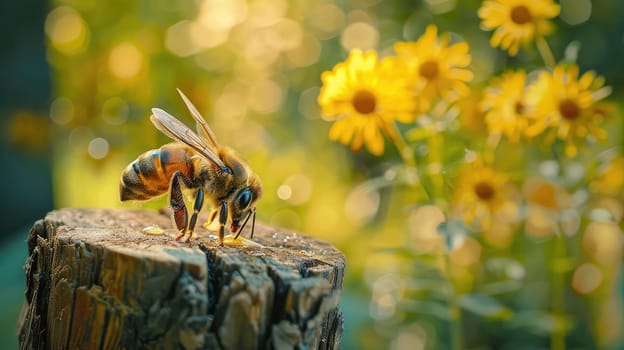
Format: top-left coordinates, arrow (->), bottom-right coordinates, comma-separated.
318,49 -> 416,155
526,64 -> 611,157
478,0 -> 560,56
452,160 -> 515,229
456,88 -> 486,133
591,156 -> 624,198
522,177 -> 570,238
481,70 -> 532,142
394,25 -> 473,113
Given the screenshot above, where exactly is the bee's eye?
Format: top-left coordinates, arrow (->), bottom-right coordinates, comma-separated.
237,188 -> 253,209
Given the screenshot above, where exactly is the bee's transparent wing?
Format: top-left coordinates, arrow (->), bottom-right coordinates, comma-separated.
176,88 -> 220,148
150,108 -> 227,169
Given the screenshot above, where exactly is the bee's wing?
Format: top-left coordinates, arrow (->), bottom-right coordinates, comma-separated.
176,88 -> 220,149
150,108 -> 227,170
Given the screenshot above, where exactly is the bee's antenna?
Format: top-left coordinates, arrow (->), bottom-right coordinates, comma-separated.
234,207 -> 255,240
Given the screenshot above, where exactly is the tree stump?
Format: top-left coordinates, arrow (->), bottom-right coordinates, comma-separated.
17,208 -> 345,350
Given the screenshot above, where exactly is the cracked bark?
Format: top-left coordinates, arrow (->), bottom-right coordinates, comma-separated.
17,208 -> 345,350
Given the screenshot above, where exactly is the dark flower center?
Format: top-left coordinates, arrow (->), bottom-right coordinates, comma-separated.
514,101 -> 525,115
559,98 -> 580,120
419,60 -> 439,80
510,5 -> 532,25
352,89 -> 377,114
474,181 -> 495,201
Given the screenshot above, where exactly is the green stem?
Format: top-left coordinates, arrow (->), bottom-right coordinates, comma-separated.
443,253 -> 463,350
389,123 -> 433,200
428,128 -> 444,199
536,36 -> 556,69
548,145 -> 569,350
390,122 -> 416,168
551,233 -> 567,350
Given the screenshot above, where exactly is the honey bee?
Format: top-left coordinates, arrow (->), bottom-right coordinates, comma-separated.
119,89 -> 262,246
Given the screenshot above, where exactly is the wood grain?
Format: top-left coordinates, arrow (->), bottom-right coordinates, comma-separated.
17,208 -> 345,349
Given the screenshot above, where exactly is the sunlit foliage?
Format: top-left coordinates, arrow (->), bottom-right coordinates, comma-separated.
44,0 -> 623,348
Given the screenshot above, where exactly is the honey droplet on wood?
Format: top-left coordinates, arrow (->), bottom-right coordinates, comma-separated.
142,225 -> 164,235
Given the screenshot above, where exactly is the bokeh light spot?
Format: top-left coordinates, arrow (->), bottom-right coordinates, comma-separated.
214,81 -> 248,130
249,79 -> 283,114
190,23 -> 228,50
266,19 -> 303,51
407,205 -> 446,253
345,185 -> 380,225
108,42 -> 144,79
45,6 -> 89,55
287,34 -> 321,67
370,274 -> 399,320
390,324 -> 427,350
561,0 -> 592,26
298,87 -> 322,120
583,221 -> 623,266
539,160 -> 559,179
525,206 -> 556,239
310,3 -> 345,39
166,20 -> 200,57
197,0 -> 248,31
88,137 -> 110,159
101,97 -> 129,125
277,185 -> 292,200
451,237 -> 482,267
425,0 -> 457,14
50,97 -> 74,125
241,34 -> 281,68
572,263 -> 602,294
281,174 -> 313,205
560,209 -> 581,236
506,261 -> 526,280
340,22 -> 379,51
591,198 -> 623,222
248,0 -> 287,27
69,126 -> 94,148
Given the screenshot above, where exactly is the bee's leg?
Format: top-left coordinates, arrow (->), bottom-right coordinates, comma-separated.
207,209 -> 218,225
218,201 -> 228,246
185,188 -> 204,243
250,208 -> 256,239
170,172 -> 190,241
234,208 -> 254,240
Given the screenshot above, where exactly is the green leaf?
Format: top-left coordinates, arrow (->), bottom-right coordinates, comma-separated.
406,127 -> 434,142
563,40 -> 581,63
374,247 -> 440,270
399,300 -> 451,320
374,246 -> 423,259
550,257 -> 576,273
478,280 -> 523,296
459,294 -> 513,320
403,278 -> 449,296
509,311 -> 575,335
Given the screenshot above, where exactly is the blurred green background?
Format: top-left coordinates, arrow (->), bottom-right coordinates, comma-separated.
2,0 -> 623,349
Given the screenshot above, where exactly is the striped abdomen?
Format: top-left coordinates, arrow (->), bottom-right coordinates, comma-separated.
120,143 -> 196,201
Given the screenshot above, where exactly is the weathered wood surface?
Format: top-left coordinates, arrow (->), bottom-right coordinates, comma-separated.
17,208 -> 345,349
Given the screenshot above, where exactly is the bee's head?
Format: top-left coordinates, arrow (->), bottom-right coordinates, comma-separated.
230,176 -> 262,234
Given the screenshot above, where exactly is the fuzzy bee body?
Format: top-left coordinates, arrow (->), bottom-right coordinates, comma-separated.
119,90 -> 262,245
120,143 -> 196,201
